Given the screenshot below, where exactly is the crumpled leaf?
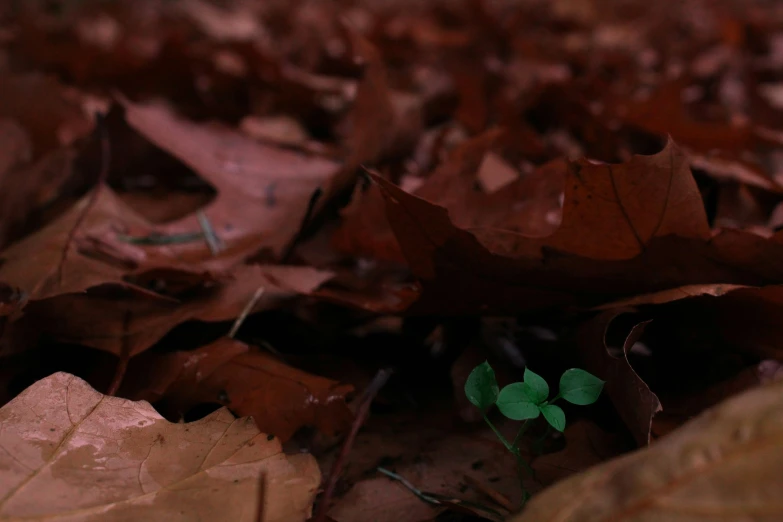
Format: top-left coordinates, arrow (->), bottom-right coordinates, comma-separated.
0,372 -> 320,522
513,378 -> 783,522
578,310 -> 662,446
122,338 -> 353,442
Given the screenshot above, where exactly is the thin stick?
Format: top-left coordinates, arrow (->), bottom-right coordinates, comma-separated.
57,112 -> 110,284
311,368 -> 393,522
197,210 -> 224,255
377,469 -> 505,519
377,467 -> 441,505
228,287 -> 265,338
116,232 -> 204,245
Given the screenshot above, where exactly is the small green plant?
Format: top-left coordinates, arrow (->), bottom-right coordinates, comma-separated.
464,362 -> 604,501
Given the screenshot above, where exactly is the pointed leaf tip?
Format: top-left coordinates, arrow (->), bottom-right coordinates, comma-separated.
541,404 -> 566,432
523,368 -> 549,404
559,369 -> 605,405
464,361 -> 499,410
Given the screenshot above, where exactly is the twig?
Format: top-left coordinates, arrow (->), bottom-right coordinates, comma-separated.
280,187 -> 322,263
377,468 -> 505,519
377,468 -> 441,505
311,368 -> 393,522
196,210 -> 224,255
116,232 -> 204,245
228,287 -> 266,338
57,112 -> 110,284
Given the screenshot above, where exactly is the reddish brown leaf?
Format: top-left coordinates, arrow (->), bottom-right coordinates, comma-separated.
4,264 -> 332,357
122,100 -> 339,261
578,310 -> 662,446
333,130 -> 565,265
368,139 -> 783,313
530,420 -> 629,488
124,338 -> 354,442
0,73 -> 93,156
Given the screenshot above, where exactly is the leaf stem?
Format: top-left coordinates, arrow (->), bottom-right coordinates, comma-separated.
511,420 -> 530,448
483,414 -> 514,452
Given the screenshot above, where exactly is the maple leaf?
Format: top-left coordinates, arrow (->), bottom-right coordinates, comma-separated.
513,377 -> 783,522
121,338 -> 353,442
0,372 -> 320,521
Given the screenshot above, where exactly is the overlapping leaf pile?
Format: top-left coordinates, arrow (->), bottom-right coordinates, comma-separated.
2,0 -> 783,520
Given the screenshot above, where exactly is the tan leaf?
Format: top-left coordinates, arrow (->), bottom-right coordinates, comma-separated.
512,378 -> 783,522
0,372 -> 320,522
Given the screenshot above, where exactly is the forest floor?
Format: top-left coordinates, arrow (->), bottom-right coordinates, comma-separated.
1,0 -> 783,521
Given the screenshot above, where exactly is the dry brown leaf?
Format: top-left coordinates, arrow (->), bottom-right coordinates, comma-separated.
332,131 -> 565,265
530,420 -> 629,489
3,264 -> 333,357
122,100 -> 338,260
577,310 -> 662,446
122,338 -> 353,442
367,139 -> 783,314
0,372 -> 320,522
325,412 -> 523,522
0,189 -> 163,302
513,378 -> 783,522
0,73 -> 93,156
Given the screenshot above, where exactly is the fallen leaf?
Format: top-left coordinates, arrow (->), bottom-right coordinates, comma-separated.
476,151 -> 519,194
0,73 -> 93,156
325,410 -> 523,522
0,372 -> 320,521
332,131 -> 565,265
3,264 -> 333,357
122,338 -> 353,442
593,283 -> 749,309
122,99 -> 339,260
530,420 -> 630,488
0,189 -> 162,302
654,360 -> 783,438
369,139 -> 783,314
577,310 -> 662,446
512,377 -> 783,522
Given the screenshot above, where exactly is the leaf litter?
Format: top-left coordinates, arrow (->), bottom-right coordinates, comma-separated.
2,0 -> 783,520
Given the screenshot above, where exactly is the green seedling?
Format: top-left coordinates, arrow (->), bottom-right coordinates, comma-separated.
464,362 -> 604,503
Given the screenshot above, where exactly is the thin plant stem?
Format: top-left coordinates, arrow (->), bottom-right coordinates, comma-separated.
511,420 -> 531,448
482,414 -> 513,452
